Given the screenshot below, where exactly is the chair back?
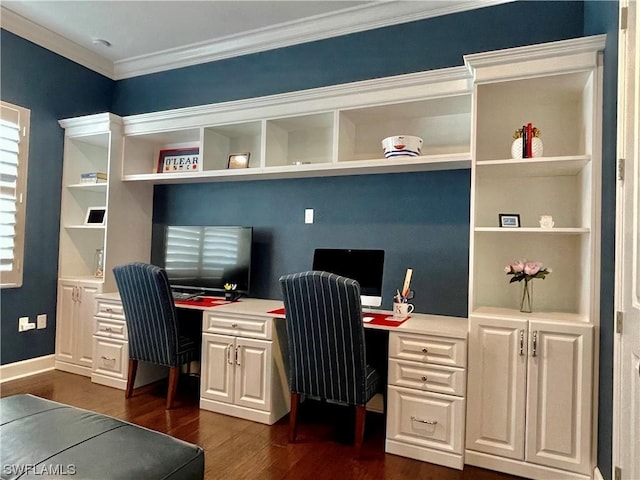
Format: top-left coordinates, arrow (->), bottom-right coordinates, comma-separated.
279,271 -> 369,405
113,262 -> 180,367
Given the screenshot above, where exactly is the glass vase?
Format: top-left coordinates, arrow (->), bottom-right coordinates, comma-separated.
520,279 -> 532,313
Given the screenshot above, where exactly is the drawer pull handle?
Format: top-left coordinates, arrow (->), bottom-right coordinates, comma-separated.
532,331 -> 538,357
421,376 -> 428,382
101,355 -> 116,361
411,416 -> 437,425
235,346 -> 241,365
519,329 -> 525,356
231,323 -> 238,328
104,327 -> 113,332
421,348 -> 428,354
105,308 -> 113,312
226,345 -> 233,365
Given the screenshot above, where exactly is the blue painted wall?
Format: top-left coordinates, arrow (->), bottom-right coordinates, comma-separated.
151,171 -> 471,315
113,1 -> 584,115
0,30 -> 113,364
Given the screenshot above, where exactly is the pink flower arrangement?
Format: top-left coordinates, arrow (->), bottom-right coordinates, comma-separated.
504,260 -> 551,283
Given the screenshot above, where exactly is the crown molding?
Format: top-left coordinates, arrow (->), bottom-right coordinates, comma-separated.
2,1 -> 511,81
0,6 -> 114,79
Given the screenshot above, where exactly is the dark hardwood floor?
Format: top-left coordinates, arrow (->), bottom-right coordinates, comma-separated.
1,371 -> 528,480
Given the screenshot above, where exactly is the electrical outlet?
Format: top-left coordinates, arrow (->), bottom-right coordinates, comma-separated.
18,316 -> 35,332
37,314 -> 47,329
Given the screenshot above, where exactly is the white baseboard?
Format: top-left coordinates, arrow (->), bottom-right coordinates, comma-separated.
593,467 -> 605,480
0,355 -> 55,383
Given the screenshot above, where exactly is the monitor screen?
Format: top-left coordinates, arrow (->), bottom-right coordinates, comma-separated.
312,248 -> 385,307
160,225 -> 252,295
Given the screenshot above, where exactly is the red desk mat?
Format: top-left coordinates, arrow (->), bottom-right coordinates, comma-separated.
176,297 -> 230,308
267,308 -> 408,327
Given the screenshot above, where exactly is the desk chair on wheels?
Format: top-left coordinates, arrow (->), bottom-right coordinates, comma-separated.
279,271 -> 381,451
113,262 -> 199,409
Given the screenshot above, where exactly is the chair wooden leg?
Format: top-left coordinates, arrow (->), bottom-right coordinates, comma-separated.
166,366 -> 180,410
289,392 -> 300,442
355,404 -> 367,452
125,359 -> 138,399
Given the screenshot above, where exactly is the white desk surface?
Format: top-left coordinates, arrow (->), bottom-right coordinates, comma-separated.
96,293 -> 468,339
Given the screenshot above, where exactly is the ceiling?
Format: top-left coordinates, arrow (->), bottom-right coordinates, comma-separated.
1,0 -> 510,80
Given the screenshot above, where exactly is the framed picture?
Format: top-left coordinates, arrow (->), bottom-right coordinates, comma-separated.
499,213 -> 521,228
227,152 -> 250,169
157,148 -> 200,173
85,207 -> 106,226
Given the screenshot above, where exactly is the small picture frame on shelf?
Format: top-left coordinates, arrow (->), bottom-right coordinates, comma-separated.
85,207 -> 106,226
157,148 -> 200,173
227,152 -> 250,169
499,213 -> 521,228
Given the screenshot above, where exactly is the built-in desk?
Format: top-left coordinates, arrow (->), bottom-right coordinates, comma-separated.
91,294 -> 468,469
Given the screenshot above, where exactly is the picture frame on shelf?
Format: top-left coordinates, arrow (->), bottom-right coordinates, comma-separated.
499,213 -> 521,228
84,207 -> 106,226
227,152 -> 250,169
157,147 -> 200,173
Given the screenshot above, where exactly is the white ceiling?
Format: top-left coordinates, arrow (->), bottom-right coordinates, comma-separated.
1,0 -> 510,80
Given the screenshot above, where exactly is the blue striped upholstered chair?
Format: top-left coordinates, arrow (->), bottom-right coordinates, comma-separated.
113,262 -> 199,409
279,271 -> 380,451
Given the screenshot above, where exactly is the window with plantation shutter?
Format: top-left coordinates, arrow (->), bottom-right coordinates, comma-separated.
0,101 -> 30,288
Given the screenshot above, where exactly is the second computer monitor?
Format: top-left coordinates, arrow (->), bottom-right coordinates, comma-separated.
312,248 -> 385,308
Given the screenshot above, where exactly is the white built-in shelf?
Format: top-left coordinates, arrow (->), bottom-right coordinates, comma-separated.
471,306 -> 589,323
66,183 -> 108,191
475,155 -> 590,178
122,152 -> 472,183
474,227 -> 590,234
64,225 -> 106,230
58,275 -> 104,284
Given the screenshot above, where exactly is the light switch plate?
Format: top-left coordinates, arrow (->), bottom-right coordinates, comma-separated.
37,314 -> 47,329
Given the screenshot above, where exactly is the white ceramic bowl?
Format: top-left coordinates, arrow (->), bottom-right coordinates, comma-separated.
382,135 -> 423,158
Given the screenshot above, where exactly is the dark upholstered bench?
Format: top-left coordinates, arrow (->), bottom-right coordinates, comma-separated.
0,394 -> 204,480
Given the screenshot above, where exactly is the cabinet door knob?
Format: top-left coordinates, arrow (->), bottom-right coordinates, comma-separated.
231,323 -> 238,328
411,416 -> 437,425
105,307 -> 113,313
421,348 -> 428,354
101,355 -> 115,361
421,376 -> 428,382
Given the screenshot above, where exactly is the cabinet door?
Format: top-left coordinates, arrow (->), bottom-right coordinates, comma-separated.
201,333 -> 234,404
55,281 -> 77,362
234,337 -> 271,411
76,283 -> 100,367
466,316 -> 527,459
526,321 -> 593,474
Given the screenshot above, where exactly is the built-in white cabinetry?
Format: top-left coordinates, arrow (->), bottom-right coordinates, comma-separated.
200,310 -> 289,425
120,69 -> 473,183
386,332 -> 467,470
465,36 -> 605,480
55,114 -> 153,375
466,315 -> 593,478
54,279 -> 100,374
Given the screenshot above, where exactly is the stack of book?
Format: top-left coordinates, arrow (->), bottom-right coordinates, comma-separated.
80,172 -> 107,184
520,123 -> 535,158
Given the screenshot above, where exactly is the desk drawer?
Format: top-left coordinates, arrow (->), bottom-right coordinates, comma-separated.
388,359 -> 465,396
389,332 -> 466,368
92,337 -> 127,379
204,313 -> 271,340
94,317 -> 127,340
387,385 -> 464,454
95,299 -> 125,321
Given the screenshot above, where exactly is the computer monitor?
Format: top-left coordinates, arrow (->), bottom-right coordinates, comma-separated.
160,225 -> 252,295
312,248 -> 385,308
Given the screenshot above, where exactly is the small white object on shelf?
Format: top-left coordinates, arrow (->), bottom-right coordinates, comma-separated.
382,135 -> 423,158
539,215 -> 555,228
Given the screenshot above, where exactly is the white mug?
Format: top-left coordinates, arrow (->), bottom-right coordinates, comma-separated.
539,215 -> 554,228
393,302 -> 414,319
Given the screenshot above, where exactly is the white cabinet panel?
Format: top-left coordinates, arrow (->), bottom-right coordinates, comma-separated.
201,333 -> 234,404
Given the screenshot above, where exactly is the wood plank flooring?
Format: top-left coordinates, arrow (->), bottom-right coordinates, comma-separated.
1,370 -> 528,480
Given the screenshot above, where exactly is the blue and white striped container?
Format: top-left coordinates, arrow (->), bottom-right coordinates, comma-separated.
382,135 -> 423,158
